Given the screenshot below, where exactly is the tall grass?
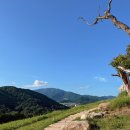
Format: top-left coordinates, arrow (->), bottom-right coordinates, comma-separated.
90,115 -> 130,130
110,94 -> 130,110
0,111 -> 61,130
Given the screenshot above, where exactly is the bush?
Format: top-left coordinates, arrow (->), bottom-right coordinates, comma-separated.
0,113 -> 25,123
110,96 -> 130,110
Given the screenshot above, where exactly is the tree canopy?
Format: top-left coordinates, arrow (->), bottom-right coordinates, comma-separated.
111,49 -> 130,70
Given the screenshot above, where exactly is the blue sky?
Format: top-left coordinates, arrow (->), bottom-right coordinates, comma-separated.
0,0 -> 130,96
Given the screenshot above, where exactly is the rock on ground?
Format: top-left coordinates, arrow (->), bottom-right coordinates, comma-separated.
80,111 -> 107,120
62,121 -> 90,130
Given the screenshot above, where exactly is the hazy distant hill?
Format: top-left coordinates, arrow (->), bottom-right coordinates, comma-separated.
35,88 -> 81,102
0,86 -> 67,123
35,88 -> 115,105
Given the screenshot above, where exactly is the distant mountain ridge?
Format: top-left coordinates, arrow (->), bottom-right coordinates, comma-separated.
0,86 -> 67,123
35,88 -> 115,105
35,88 -> 81,102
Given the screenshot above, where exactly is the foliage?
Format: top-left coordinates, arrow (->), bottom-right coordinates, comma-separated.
0,113 -> 25,124
0,86 -> 67,123
110,45 -> 130,70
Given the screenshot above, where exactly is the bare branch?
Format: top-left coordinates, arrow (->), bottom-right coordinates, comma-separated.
79,15 -> 107,26
78,17 -> 94,26
108,0 -> 113,13
112,74 -> 120,77
118,66 -> 130,74
80,0 -> 130,35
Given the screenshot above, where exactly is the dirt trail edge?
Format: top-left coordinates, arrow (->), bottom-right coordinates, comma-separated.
44,107 -> 98,130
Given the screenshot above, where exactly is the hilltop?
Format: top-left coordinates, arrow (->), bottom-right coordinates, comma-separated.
0,86 -> 67,123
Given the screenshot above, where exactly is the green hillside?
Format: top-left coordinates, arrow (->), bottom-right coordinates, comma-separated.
1,95 -> 129,130
0,101 -> 102,130
35,88 -> 115,105
0,86 -> 67,123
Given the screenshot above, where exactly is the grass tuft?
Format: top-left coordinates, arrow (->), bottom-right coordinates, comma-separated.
118,91 -> 128,97
90,115 -> 130,130
110,96 -> 130,110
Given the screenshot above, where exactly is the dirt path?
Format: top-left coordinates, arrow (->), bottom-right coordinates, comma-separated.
44,107 -> 98,130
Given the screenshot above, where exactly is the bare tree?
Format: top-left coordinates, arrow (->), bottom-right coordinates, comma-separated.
80,0 -> 130,35
80,1 -> 130,95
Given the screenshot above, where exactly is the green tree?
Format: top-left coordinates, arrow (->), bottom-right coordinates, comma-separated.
111,45 -> 130,96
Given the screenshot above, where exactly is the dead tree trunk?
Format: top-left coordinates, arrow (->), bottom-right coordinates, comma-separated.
113,66 -> 130,96
119,71 -> 130,96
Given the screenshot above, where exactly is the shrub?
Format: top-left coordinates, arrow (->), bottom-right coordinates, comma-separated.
0,113 -> 25,124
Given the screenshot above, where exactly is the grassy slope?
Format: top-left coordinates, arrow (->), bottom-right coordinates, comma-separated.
91,115 -> 130,130
0,101 -> 103,130
90,93 -> 130,130
2,96 -> 130,130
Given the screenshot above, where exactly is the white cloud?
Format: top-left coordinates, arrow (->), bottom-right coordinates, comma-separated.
33,80 -> 48,87
94,76 -> 107,82
23,80 -> 48,89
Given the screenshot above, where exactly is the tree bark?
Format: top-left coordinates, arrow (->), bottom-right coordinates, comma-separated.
112,66 -> 130,96
106,13 -> 130,35
119,70 -> 130,96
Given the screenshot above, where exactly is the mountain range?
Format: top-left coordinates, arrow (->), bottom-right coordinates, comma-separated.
35,88 -> 115,106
